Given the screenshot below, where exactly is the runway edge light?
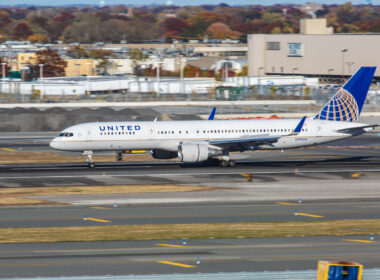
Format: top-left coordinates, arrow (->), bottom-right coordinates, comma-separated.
317,260 -> 363,280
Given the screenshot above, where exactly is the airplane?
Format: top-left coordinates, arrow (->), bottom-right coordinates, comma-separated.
50,67 -> 378,168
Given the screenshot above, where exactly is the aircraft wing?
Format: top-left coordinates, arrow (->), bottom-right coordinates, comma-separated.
336,124 -> 378,134
209,134 -> 280,146
208,116 -> 306,149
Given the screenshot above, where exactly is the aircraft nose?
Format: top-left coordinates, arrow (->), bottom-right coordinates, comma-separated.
49,138 -> 60,150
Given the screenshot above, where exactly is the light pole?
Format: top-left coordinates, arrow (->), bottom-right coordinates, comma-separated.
156,60 -> 162,97
180,57 -> 186,94
345,62 -> 355,75
39,64 -> 44,101
341,48 -> 348,77
292,67 -> 298,85
257,66 -> 264,94
1,62 -> 6,94
86,62 -> 92,94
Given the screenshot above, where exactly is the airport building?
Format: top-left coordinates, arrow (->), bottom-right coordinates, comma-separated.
248,19 -> 380,81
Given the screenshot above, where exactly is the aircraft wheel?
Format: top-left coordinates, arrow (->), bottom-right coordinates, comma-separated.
88,162 -> 95,169
219,160 -> 228,167
227,160 -> 236,167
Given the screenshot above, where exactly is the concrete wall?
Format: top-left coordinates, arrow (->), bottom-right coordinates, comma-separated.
248,34 -> 380,77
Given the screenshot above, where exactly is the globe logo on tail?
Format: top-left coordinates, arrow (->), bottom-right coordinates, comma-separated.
314,88 -> 359,122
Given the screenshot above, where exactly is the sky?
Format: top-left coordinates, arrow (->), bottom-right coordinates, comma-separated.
4,0 -> 378,6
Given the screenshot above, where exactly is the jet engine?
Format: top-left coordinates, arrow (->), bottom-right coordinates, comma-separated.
151,149 -> 178,159
178,143 -> 218,163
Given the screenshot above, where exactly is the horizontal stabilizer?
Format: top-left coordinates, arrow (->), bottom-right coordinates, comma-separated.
336,124 -> 378,134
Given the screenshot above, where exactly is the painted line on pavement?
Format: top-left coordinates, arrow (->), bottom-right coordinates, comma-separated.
276,202 -> 299,205
297,213 -> 324,218
155,244 -> 186,248
157,261 -> 195,268
351,172 -> 362,178
86,217 -> 111,223
0,148 -> 17,152
90,207 -> 112,210
343,239 -> 375,243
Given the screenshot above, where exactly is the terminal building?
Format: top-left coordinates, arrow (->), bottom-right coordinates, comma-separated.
248,18 -> 380,82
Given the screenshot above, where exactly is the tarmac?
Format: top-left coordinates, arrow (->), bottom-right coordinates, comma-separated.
0,236 -> 380,278
0,124 -> 380,278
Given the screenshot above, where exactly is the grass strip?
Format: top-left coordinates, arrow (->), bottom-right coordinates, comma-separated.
1,220 -> 380,243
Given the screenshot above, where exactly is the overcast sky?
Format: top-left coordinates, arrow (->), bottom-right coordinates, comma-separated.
5,0 -> 378,6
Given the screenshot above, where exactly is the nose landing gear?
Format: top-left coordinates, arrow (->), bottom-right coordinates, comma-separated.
83,151 -> 95,168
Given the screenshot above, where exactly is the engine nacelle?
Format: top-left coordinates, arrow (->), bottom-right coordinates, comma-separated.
151,149 -> 177,159
178,143 -> 216,163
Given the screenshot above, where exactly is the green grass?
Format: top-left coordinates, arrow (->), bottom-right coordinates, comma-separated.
1,220 -> 380,243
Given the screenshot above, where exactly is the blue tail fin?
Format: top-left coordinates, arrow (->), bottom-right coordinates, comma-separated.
314,67 -> 376,122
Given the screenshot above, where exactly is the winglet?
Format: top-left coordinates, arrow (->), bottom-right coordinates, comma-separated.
290,116 -> 307,135
208,107 -> 216,120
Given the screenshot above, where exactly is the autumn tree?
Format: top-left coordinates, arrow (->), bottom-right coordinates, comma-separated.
0,10 -> 12,30
88,49 -> 114,74
207,22 -> 240,39
12,22 -> 33,40
162,17 -> 190,40
27,34 -> 49,43
47,11 -> 75,41
29,48 -> 67,79
67,46 -> 89,58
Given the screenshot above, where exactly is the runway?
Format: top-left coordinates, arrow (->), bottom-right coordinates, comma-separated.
0,235 -> 379,278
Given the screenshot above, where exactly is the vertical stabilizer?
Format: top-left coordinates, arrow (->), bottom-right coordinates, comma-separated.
314,67 -> 376,122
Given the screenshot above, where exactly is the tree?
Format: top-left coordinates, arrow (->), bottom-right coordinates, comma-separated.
27,34 -> 49,43
47,12 -> 75,41
88,49 -> 114,74
337,2 -> 359,24
67,46 -> 88,58
12,22 -> 33,40
29,48 -> 67,79
0,10 -> 12,29
207,22 -> 240,39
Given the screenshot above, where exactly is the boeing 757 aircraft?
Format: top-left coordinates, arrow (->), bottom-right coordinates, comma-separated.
50,67 -> 377,168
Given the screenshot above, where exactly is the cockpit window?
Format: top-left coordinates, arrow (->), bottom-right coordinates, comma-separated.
58,132 -> 74,137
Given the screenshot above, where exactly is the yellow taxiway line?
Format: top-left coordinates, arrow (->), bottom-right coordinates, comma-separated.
276,202 -> 299,205
351,172 -> 362,178
157,261 -> 195,268
297,213 -> 324,218
343,239 -> 375,243
155,244 -> 186,248
90,207 -> 112,210
85,217 -> 111,223
0,148 -> 17,152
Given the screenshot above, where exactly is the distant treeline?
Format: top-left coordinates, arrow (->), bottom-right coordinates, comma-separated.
0,3 -> 379,43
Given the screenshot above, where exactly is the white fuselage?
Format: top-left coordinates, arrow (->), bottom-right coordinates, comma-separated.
49,118 -> 369,152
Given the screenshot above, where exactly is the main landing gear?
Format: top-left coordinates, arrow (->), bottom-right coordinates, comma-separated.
206,157 -> 236,167
83,150 -> 95,168
218,159 -> 236,168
